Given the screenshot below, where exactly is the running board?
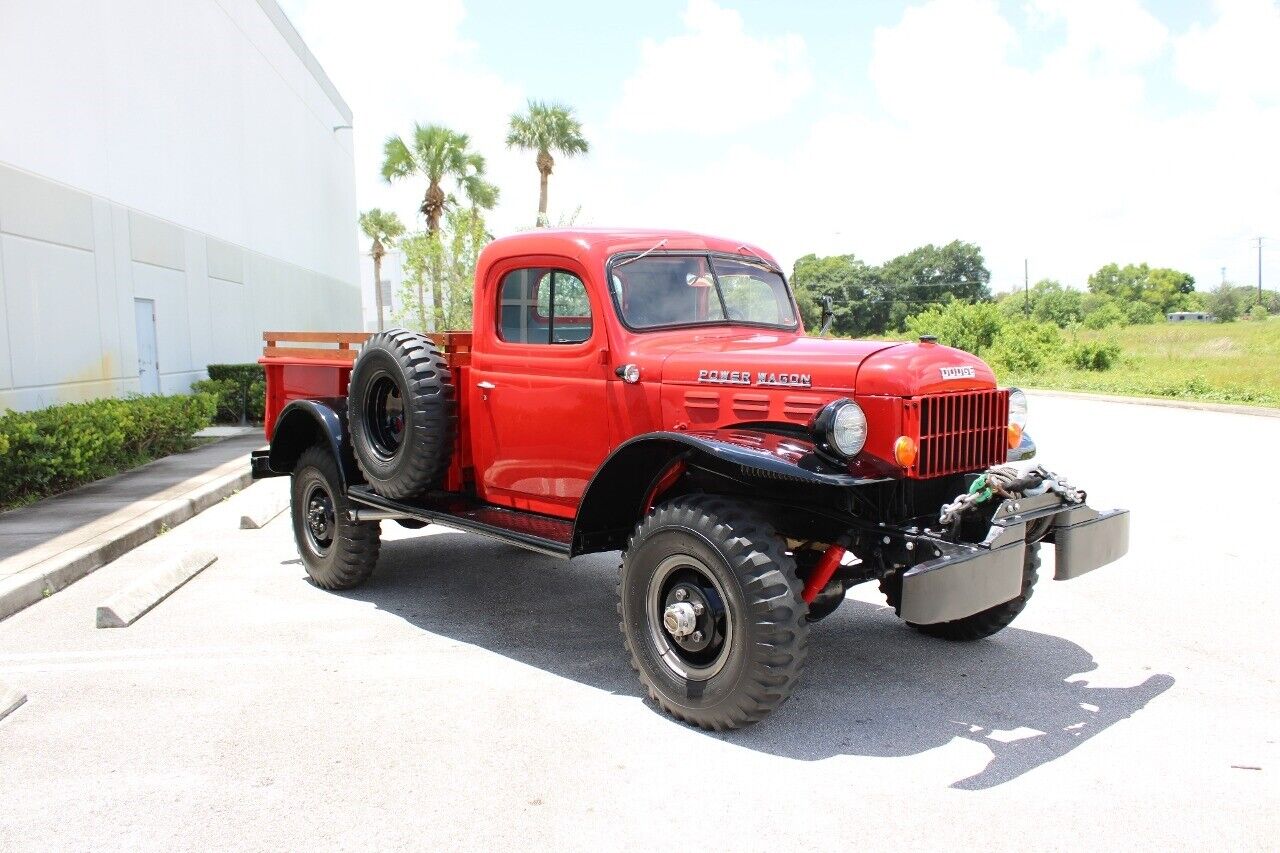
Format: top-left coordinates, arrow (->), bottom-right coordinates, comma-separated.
346,486 -> 573,558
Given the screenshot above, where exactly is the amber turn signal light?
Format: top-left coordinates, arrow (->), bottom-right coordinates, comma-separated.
1007,422 -> 1023,449
893,436 -> 917,468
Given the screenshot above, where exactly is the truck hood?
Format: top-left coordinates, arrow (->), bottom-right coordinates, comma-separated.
649,331 -> 994,395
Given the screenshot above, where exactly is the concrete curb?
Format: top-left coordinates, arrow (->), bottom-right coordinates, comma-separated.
0,681 -> 26,722
1025,388 -> 1280,418
96,550 -> 217,628
240,490 -> 289,530
0,468 -> 251,623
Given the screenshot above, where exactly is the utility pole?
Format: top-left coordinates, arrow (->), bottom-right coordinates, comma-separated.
1258,237 -> 1264,305
1221,266 -> 1226,286
1023,258 -> 1030,317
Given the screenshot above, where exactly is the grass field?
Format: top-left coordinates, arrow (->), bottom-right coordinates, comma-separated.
999,318 -> 1280,408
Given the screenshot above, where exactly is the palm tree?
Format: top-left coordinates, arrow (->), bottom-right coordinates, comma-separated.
506,101 -> 588,227
381,123 -> 495,327
358,208 -> 405,331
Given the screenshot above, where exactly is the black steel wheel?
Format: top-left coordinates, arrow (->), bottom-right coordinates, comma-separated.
348,328 -> 455,499
618,495 -> 808,730
290,445 -> 380,590
880,543 -> 1041,641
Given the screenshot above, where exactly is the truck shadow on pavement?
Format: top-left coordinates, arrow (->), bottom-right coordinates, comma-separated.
342,532 -> 1174,791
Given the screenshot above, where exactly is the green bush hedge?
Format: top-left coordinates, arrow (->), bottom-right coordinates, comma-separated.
193,363 -> 265,423
1068,340 -> 1121,371
0,393 -> 214,509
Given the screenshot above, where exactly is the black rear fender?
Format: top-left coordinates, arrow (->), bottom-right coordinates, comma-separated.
266,398 -> 362,489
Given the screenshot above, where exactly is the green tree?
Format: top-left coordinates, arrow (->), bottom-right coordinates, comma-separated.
880,241 -> 992,330
1088,262 -> 1196,315
1205,283 -> 1242,322
1034,282 -> 1084,327
382,123 -> 495,328
791,253 -> 885,336
358,208 -> 405,331
506,100 -> 589,227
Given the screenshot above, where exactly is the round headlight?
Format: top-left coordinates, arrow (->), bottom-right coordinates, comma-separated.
813,399 -> 867,458
1008,388 -> 1028,429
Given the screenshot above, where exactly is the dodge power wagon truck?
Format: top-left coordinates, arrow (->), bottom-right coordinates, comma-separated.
251,228 -> 1129,730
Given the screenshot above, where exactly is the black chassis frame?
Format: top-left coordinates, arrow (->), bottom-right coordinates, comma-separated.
254,399 -> 1130,625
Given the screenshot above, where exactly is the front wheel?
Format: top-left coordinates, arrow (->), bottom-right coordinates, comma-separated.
618,495 -> 808,730
291,445 -> 381,590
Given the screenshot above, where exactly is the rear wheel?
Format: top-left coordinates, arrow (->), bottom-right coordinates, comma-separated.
880,543 -> 1040,641
348,328 -> 455,499
291,445 -> 380,590
618,495 -> 808,730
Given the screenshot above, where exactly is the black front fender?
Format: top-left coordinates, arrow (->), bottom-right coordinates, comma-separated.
571,428 -> 889,556
262,398 -> 362,488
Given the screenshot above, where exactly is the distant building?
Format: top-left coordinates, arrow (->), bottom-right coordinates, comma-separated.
1167,311 -> 1214,323
0,0 -> 360,411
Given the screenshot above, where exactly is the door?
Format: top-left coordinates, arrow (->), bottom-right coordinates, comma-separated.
470,260 -> 613,518
134,298 -> 160,395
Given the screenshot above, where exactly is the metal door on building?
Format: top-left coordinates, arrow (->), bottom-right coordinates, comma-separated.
134,298 -> 160,395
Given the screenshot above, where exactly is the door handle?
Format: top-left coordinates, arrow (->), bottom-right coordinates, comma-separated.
476,381 -> 496,390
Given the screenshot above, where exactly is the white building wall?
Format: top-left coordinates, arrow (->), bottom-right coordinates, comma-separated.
0,0 -> 360,411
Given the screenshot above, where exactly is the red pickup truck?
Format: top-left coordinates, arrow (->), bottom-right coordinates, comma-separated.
252,228 -> 1129,730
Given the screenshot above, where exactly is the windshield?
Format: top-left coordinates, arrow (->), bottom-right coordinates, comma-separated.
609,254 -> 798,331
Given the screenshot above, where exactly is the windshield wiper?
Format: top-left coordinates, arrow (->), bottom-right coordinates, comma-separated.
613,238 -> 668,269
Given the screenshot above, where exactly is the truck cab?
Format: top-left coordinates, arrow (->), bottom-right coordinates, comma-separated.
253,228 -> 1129,730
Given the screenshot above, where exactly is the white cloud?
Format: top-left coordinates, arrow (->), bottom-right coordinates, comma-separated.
1029,0 -> 1168,69
283,0 -> 1279,298
1175,0 -> 1280,102
611,0 -> 812,135
280,0 -> 538,235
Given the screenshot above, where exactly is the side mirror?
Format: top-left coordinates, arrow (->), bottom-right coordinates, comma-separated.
819,295 -> 835,337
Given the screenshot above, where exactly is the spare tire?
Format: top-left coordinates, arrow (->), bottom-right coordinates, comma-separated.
348,329 -> 455,498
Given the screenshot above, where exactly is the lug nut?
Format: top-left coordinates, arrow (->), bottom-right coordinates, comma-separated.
692,602 -> 704,615
674,588 -> 688,601
691,631 -> 703,643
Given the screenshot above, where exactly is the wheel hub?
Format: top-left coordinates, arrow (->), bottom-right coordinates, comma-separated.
660,581 -> 719,655
663,602 -> 697,637
305,489 -> 334,547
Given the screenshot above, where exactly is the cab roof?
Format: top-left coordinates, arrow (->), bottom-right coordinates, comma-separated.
477,227 -> 781,273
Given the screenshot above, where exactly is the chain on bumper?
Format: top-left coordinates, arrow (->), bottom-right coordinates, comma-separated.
939,465 -> 1086,528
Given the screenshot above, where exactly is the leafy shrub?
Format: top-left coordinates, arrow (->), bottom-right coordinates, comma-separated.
985,320 -> 1065,373
1247,304 -> 1270,322
191,378 -> 241,422
1069,340 -> 1121,371
904,301 -> 1005,354
1082,301 -> 1127,330
1124,301 -> 1162,325
0,393 -> 214,508
197,364 -> 266,423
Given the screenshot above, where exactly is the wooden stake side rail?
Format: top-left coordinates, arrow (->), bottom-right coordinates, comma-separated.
261,331 -> 473,366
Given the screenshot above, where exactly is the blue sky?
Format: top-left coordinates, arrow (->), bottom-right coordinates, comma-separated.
281,0 -> 1279,293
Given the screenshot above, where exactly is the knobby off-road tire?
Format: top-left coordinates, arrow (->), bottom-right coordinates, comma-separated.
291,445 -> 381,590
348,328 -> 455,499
879,543 -> 1041,641
618,495 -> 809,730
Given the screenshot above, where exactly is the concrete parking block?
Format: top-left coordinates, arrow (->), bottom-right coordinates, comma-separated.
95,550 -> 218,628
239,483 -> 290,529
0,681 -> 25,722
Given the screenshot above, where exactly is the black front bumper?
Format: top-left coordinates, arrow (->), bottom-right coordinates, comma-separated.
895,492 -> 1129,625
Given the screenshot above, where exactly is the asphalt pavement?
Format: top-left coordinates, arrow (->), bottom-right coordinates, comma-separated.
0,394 -> 1275,851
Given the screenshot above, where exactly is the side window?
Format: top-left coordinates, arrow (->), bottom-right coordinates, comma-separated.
497,267 -> 592,345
